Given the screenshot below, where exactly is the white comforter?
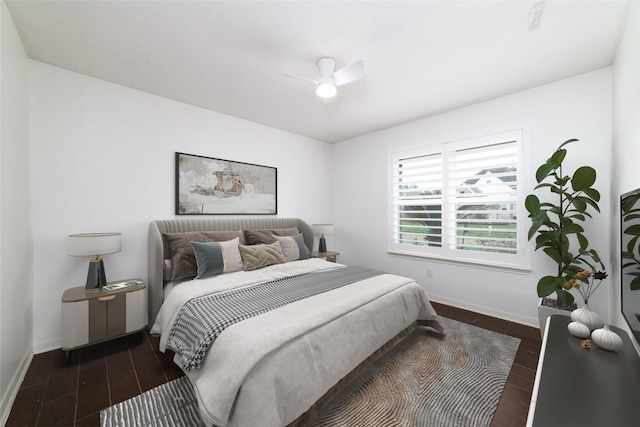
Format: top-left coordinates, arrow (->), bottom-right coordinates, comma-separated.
151,258 -> 438,427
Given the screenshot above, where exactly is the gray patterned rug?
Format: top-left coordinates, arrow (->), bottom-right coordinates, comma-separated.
100,316 -> 520,427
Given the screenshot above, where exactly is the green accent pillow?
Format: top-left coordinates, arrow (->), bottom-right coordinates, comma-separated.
191,238 -> 243,279
239,241 -> 286,271
273,234 -> 310,262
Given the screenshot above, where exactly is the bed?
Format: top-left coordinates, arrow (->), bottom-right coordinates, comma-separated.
148,218 -> 441,427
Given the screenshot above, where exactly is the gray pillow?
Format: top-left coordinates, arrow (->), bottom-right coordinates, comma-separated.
191,238 -> 243,279
239,241 -> 286,271
165,230 -> 244,281
273,234 -> 311,262
244,227 -> 299,245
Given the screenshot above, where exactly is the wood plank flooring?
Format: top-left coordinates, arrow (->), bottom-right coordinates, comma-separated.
6,302 -> 541,426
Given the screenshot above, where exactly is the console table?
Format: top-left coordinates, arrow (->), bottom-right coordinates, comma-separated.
527,315 -> 640,426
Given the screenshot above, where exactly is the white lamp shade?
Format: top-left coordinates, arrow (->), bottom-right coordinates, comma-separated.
68,232 -> 122,257
312,224 -> 334,236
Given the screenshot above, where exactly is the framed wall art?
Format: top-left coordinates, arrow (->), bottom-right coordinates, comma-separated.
175,152 -> 277,215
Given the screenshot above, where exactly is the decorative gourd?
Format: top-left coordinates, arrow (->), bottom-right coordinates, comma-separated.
567,321 -> 591,338
591,324 -> 623,351
570,304 -> 603,331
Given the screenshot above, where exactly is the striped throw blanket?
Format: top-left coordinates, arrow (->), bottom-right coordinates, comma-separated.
167,266 -> 383,372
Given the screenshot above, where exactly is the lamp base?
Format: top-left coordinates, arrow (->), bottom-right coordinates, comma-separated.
86,257 -> 107,289
318,236 -> 327,253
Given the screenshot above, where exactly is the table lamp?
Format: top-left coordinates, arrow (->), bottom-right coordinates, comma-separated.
68,232 -> 121,289
312,224 -> 333,253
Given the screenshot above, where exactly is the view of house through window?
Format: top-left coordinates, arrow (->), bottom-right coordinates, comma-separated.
388,128 -> 527,268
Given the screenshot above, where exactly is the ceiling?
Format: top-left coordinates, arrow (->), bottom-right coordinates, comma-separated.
6,0 -> 630,143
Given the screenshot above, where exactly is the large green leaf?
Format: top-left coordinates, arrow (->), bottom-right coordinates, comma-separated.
571,197 -> 587,212
547,205 -> 561,215
577,233 -> 588,250
583,187 -> 601,202
621,192 -> 640,213
588,249 -> 602,264
550,186 -> 563,195
623,213 -> 640,221
537,276 -> 559,297
549,149 -> 567,168
528,222 -> 542,241
536,162 -> 556,183
557,288 -> 575,306
571,166 -> 596,191
561,249 -> 575,265
543,247 -> 563,265
567,213 -> 586,222
534,183 -> 555,191
632,277 -> 640,291
558,138 -> 578,150
525,195 -> 540,215
624,224 -> 640,236
582,196 -> 600,213
561,223 -> 584,234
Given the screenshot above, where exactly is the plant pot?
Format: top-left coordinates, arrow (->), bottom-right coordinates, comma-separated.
537,297 -> 575,337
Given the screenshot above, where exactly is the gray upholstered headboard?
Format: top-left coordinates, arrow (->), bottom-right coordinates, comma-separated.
147,218 -> 314,327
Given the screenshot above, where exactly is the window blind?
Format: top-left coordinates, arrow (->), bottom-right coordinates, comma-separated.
388,128 -> 527,269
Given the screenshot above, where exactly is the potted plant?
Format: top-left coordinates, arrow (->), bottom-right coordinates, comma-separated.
525,138 -> 606,332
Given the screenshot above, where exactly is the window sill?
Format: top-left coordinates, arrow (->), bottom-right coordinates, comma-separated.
387,249 -> 531,275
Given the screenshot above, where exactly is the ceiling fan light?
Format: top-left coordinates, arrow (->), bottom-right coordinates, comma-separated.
316,83 -> 337,98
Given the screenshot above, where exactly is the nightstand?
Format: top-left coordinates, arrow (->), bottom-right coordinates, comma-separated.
312,251 -> 340,263
61,279 -> 147,362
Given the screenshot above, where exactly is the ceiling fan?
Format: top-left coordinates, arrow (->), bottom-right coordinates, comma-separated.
285,57 -> 364,99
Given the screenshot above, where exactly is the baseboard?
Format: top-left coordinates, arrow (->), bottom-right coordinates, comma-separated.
0,348 -> 33,426
427,293 -> 539,329
32,337 -> 61,355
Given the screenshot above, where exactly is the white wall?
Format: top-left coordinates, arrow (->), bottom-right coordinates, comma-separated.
0,0 -> 32,422
333,68 -> 613,327
28,61 -> 333,350
612,1 -> 640,342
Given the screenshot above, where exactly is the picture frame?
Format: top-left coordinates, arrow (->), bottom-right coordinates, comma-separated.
175,152 -> 277,215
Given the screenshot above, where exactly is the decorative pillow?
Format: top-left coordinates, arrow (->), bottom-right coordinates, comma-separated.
273,234 -> 311,262
165,230 -> 244,281
244,227 -> 299,245
191,238 -> 243,279
163,259 -> 173,282
238,241 -> 286,271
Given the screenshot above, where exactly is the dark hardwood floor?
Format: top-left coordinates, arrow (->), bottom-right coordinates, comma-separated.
6,302 -> 541,426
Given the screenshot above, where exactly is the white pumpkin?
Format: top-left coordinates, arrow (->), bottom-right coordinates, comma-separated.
592,325 -> 623,351
571,304 -> 603,331
567,321 -> 591,338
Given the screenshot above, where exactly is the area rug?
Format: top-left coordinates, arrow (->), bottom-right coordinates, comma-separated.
100,316 -> 520,427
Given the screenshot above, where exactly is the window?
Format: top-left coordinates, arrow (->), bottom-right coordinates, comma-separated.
388,128 -> 528,270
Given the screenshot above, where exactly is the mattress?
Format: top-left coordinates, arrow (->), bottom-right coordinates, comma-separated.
151,258 -> 438,426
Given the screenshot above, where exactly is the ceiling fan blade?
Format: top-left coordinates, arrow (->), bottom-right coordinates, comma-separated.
331,60 -> 364,86
283,74 -> 322,85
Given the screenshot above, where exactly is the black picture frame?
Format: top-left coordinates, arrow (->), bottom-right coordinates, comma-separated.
175,152 -> 277,215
